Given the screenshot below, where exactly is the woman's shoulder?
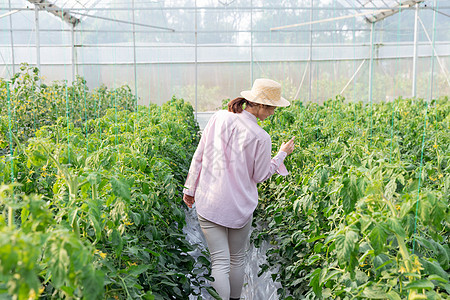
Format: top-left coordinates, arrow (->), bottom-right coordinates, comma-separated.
213,110 -> 239,123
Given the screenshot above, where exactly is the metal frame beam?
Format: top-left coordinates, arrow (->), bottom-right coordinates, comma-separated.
365,0 -> 423,23
27,0 -> 80,26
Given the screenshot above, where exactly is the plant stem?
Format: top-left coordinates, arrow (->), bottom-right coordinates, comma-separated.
8,206 -> 13,227
119,275 -> 131,299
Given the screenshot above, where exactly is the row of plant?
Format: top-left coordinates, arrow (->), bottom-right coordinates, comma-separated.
0,64 -> 136,146
0,87 -> 215,298
255,97 -> 449,299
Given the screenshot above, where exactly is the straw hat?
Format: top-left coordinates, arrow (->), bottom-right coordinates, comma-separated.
240,78 -> 290,107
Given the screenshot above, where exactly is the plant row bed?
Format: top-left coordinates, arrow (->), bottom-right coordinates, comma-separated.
255,96 -> 449,299
1,81 -> 212,299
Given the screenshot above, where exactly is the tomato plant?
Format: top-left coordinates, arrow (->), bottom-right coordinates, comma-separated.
1,72 -> 212,299
255,96 -> 449,299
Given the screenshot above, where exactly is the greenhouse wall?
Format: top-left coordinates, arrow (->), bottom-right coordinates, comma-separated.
1,0 -> 449,112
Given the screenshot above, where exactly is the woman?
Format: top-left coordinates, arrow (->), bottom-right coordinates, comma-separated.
183,78 -> 295,300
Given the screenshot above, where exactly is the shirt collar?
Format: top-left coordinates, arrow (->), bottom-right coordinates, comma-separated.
241,110 -> 258,123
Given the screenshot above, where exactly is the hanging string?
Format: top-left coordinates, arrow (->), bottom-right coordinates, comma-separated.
132,0 -> 139,141
331,0 -> 337,138
351,2 -> 358,134
33,83 -> 37,134
148,58 -> 151,124
389,3 -> 403,164
7,81 -> 15,227
62,8 -> 71,166
115,90 -> 118,147
77,20 -> 88,156
368,22 -> 375,148
83,28 -> 88,157
315,62 -> 320,141
113,31 -> 118,148
95,21 -> 101,151
412,0 -> 437,254
65,77 -> 71,165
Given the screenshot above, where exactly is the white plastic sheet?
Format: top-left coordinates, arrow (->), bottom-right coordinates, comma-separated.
184,205 -> 281,300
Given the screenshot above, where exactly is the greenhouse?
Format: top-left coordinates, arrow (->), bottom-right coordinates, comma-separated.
0,0 -> 449,299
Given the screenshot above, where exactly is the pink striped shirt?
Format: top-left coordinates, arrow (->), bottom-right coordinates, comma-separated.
183,110 -> 289,228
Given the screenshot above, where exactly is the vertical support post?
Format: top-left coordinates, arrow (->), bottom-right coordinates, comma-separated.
132,0 -> 138,100
8,0 -> 15,75
194,0 -> 198,119
368,22 -> 375,104
35,5 -> 41,73
428,0 -> 437,101
308,0 -> 313,102
412,3 -> 419,98
71,24 -> 77,82
250,0 -> 253,84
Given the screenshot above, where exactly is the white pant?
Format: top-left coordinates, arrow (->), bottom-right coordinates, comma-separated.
198,214 -> 252,299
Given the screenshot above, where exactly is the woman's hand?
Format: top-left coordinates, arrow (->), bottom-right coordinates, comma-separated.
183,194 -> 195,208
280,136 -> 295,155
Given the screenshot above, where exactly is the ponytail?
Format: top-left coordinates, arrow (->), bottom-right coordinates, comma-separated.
227,97 -> 256,113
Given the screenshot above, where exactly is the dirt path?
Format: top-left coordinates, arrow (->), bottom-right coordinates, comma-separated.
184,207 -> 281,300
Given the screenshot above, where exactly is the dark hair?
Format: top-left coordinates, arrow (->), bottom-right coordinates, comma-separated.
227,97 -> 256,113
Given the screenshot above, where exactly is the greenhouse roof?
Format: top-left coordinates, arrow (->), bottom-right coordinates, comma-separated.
12,0 -> 429,30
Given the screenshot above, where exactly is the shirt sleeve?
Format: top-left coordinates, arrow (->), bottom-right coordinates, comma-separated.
183,114 -> 215,196
252,137 -> 289,183
183,135 -> 205,196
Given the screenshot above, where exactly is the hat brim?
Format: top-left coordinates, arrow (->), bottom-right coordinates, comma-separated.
240,90 -> 290,107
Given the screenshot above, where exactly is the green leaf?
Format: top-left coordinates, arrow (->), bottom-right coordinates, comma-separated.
143,291 -> 155,300
335,229 -> 358,263
111,175 -> 131,201
197,255 -> 210,267
369,224 -> 387,255
427,274 -> 448,283
309,268 -> 322,297
421,259 -> 449,281
81,269 -> 103,299
404,279 -> 434,290
159,280 -> 178,287
111,229 -> 123,257
306,235 -> 326,243
386,217 -> 406,238
205,287 -> 222,300
362,286 -> 387,299
373,254 -> 391,274
49,241 -> 69,288
88,200 -> 102,242
385,178 -> 397,201
293,199 -> 301,214
341,177 -> 358,214
128,265 -> 149,276
386,290 -> 401,300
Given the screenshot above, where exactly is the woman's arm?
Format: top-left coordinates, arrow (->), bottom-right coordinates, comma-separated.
183,132 -> 206,197
252,136 -> 295,183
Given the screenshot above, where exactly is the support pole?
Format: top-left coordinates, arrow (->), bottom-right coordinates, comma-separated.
35,5 -> 41,73
368,22 -> 375,103
194,0 -> 198,119
308,0 -> 313,102
8,0 -> 15,75
412,3 -> 419,98
428,0 -> 437,101
72,24 -> 77,82
132,0 -> 137,100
